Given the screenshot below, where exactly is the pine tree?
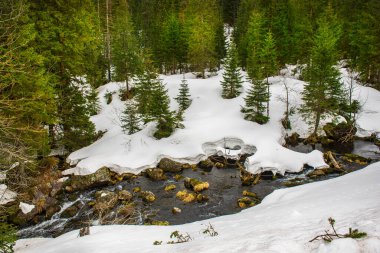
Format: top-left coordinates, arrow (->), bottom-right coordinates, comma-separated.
220,41 -> 243,98
246,10 -> 265,81
300,8 -> 345,135
30,0 -> 101,152
175,78 -> 192,111
134,69 -> 175,139
242,78 -> 269,124
121,100 -> 141,135
112,0 -> 141,98
0,0 -> 55,172
260,31 -> 278,117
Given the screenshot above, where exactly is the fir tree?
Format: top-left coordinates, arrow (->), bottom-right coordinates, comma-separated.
112,0 -> 140,98
220,41 -> 243,98
300,8 -> 345,135
175,78 -> 192,111
242,78 -> 269,124
0,217 -> 16,253
30,0 -> 100,152
134,69 -> 175,139
260,31 -> 278,117
121,100 -> 141,135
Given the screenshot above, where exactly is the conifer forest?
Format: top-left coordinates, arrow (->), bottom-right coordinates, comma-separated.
1,1 -> 380,252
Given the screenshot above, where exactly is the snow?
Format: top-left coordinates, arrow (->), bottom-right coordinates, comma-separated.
66,66 -> 380,177
19,202 -> 35,214
15,162 -> 380,253
0,184 -> 17,205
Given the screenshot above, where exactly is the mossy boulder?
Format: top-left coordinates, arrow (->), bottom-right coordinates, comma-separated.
139,191 -> 156,203
93,190 -> 118,213
196,194 -> 209,203
117,190 -> 133,201
323,122 -> 357,142
285,132 -> 300,146
242,190 -> 257,198
174,174 -> 184,181
117,204 -> 135,217
64,167 -> 112,192
198,158 -> 214,170
341,153 -> 370,164
176,190 -> 196,203
132,187 -> 141,193
147,220 -> 170,226
184,178 -> 209,192
237,197 -> 256,208
164,184 -> 176,191
157,158 -> 183,173
145,168 -> 167,181
240,170 -> 255,186
307,169 -> 326,178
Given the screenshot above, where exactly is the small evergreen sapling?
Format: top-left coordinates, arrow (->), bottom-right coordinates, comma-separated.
220,41 -> 243,99
242,78 -> 269,124
121,100 -> 141,135
175,78 -> 192,111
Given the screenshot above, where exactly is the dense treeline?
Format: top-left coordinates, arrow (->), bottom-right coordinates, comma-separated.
0,0 -> 379,190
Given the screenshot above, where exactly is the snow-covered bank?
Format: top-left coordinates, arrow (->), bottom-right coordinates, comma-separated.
65,68 -> 380,176
16,162 -> 380,253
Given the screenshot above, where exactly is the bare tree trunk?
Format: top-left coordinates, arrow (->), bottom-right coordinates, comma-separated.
314,111 -> 321,135
106,0 -> 112,82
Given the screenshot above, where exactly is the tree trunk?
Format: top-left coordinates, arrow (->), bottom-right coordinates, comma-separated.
314,111 -> 321,135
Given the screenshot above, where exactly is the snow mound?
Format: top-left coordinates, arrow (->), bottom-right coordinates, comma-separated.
66,68 -> 380,176
15,162 -> 380,253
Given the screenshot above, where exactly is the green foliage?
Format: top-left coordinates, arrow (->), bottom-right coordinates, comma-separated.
242,79 -> 269,124
221,41 -> 243,99
134,71 -> 175,139
121,100 -> 141,135
310,217 -> 367,243
300,8 -> 345,134
0,217 -> 17,253
112,0 -> 141,95
29,0 -> 101,152
201,223 -> 219,237
167,230 -> 192,244
0,0 -> 55,172
175,78 -> 192,111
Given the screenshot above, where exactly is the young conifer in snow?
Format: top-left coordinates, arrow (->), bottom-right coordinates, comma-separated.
175,78 -> 192,111
242,78 -> 269,124
121,100 -> 141,135
220,41 -> 243,98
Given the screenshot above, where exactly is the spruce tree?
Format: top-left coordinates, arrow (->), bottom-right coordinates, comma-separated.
221,41 -> 243,99
30,0 -> 100,152
121,100 -> 141,135
0,217 -> 16,253
112,0 -> 140,98
300,8 -> 345,135
260,31 -> 278,117
242,78 -> 269,124
175,78 -> 192,111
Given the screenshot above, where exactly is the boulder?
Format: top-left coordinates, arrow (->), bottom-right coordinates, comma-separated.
184,178 -> 209,192
323,122 -> 357,142
93,190 -> 118,213
164,184 -> 176,191
237,197 -> 256,208
198,159 -> 214,171
65,167 -> 112,192
117,190 -> 133,201
145,168 -> 167,181
285,132 -> 300,146
139,191 -> 156,203
176,190 -> 196,203
157,158 -> 183,173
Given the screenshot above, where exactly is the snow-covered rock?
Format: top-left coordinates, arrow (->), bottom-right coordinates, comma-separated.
0,184 -> 17,205
19,202 -> 35,214
15,162 -> 380,253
